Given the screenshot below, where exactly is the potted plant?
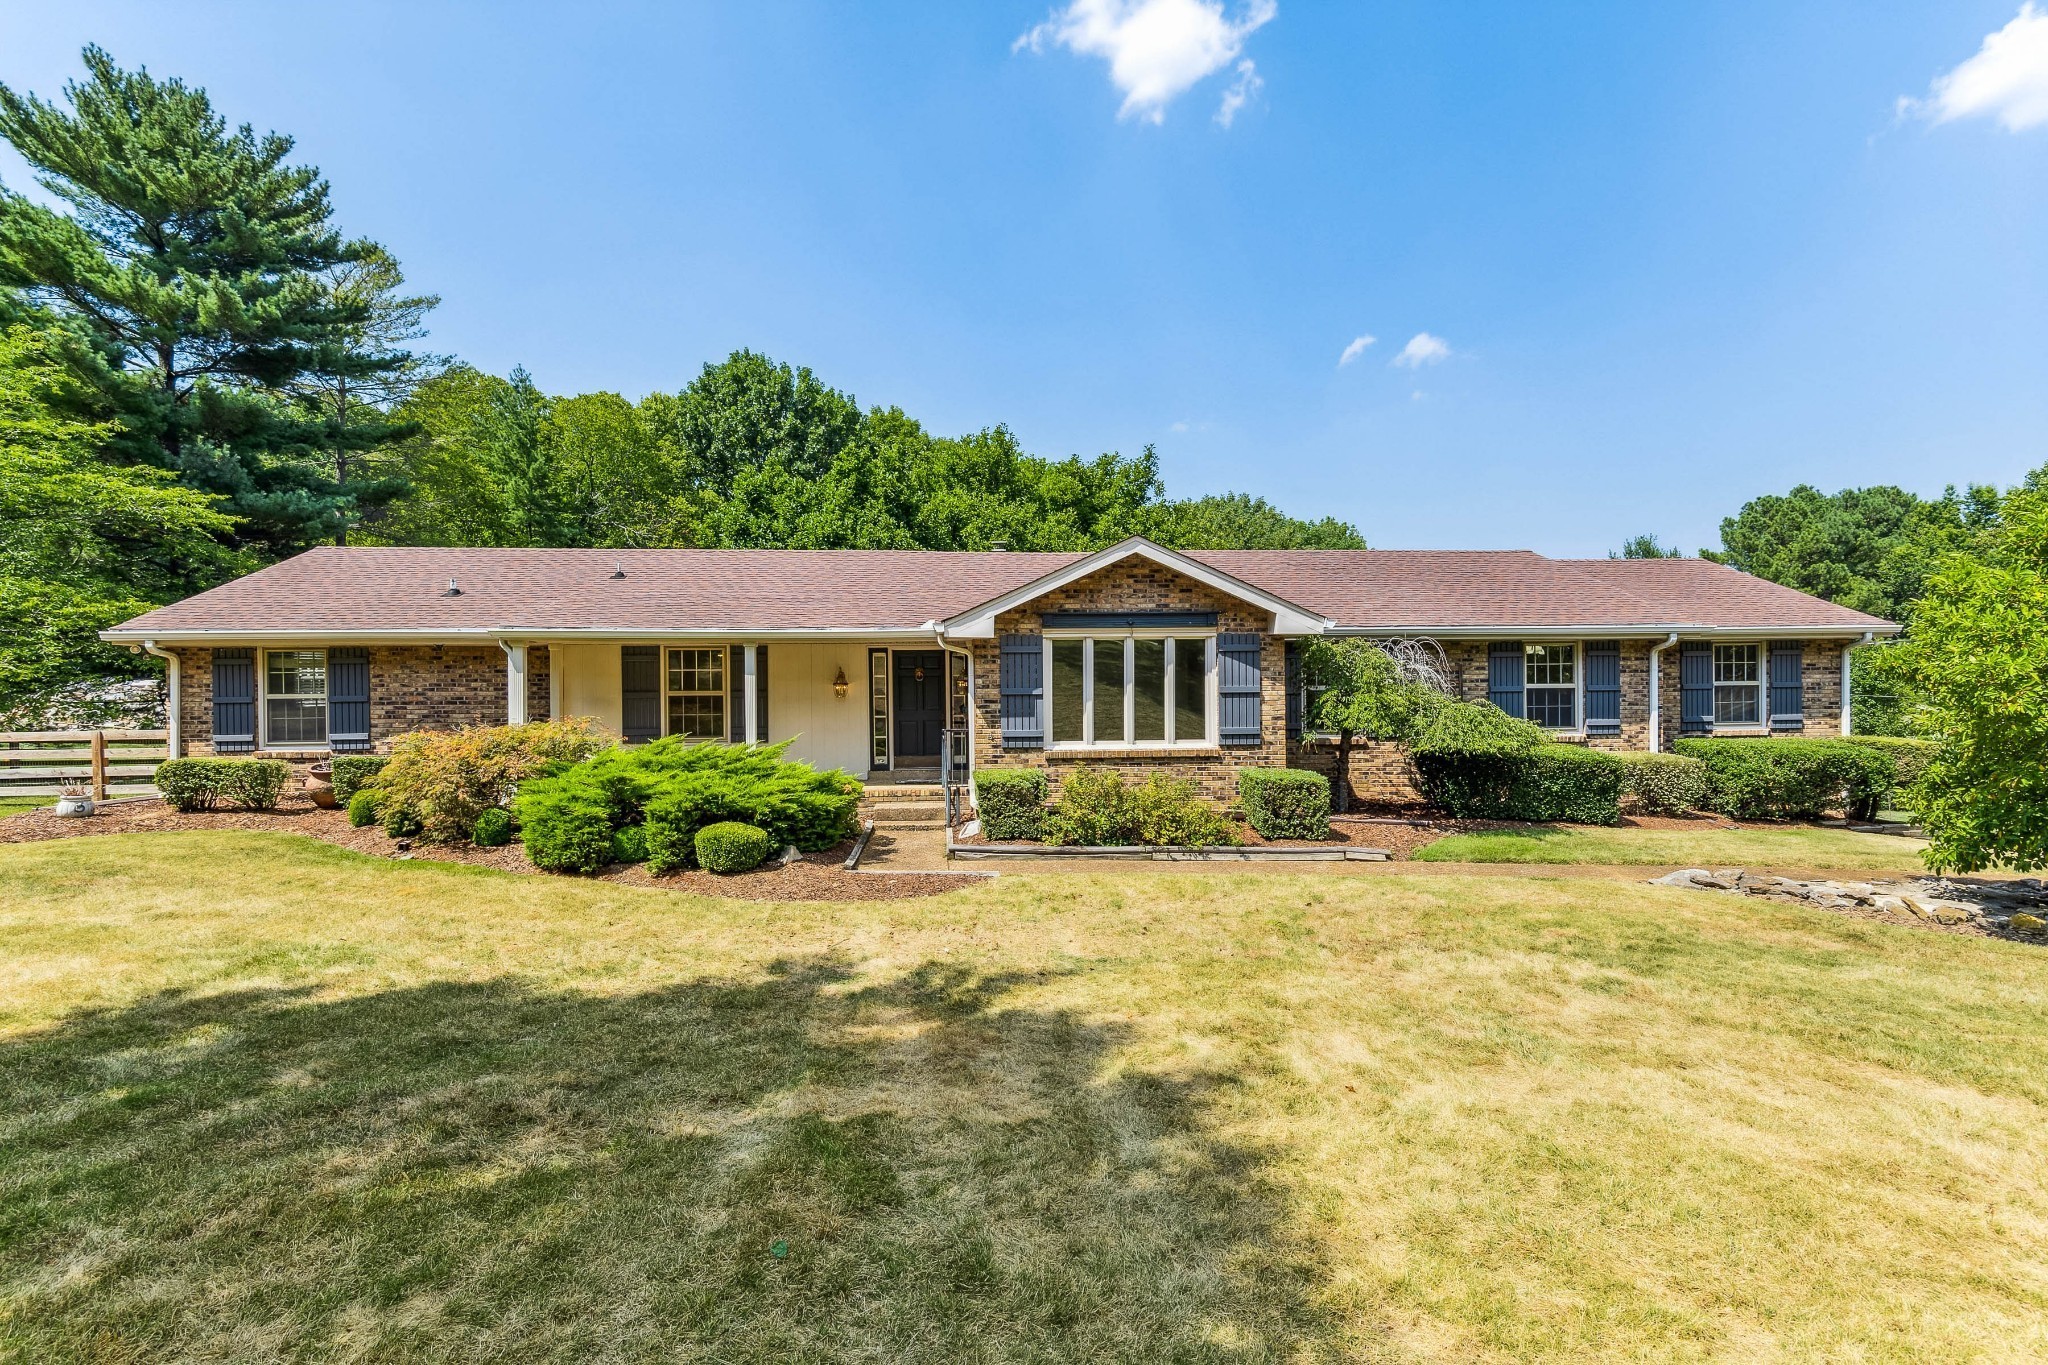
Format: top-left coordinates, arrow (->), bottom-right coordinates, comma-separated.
53,783 -> 94,818
305,760 -> 338,809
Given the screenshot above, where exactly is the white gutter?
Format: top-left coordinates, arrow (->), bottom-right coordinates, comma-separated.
140,639 -> 180,759
931,621 -> 977,811
1323,624 -> 1894,641
1647,633 -> 1679,753
1843,630 -> 1873,735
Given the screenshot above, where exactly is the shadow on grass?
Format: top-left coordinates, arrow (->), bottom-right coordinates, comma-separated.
0,957 -> 1334,1362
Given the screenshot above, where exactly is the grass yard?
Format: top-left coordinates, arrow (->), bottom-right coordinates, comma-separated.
0,795 -> 54,818
1414,820 -> 1928,870
2,832 -> 2043,1361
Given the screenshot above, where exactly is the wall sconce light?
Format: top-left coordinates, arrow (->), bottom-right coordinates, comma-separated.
832,667 -> 849,699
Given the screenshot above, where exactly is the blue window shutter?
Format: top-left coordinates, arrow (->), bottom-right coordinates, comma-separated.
1487,642 -> 1525,718
1218,634 -> 1263,746
1284,640 -> 1303,741
1769,641 -> 1805,731
328,648 -> 371,751
211,648 -> 255,751
999,636 -> 1043,748
1584,641 -> 1621,735
1680,642 -> 1714,735
621,646 -> 660,741
728,645 -> 745,742
755,646 -> 769,742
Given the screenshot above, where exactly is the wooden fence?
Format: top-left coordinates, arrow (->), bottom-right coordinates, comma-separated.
0,730 -> 167,800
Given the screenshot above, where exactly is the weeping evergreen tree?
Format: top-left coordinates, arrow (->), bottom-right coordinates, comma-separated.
0,46 -> 424,555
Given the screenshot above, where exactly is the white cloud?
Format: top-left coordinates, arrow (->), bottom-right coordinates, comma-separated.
1016,0 -> 1277,125
1215,58 -> 1263,127
1336,334 -> 1375,367
1905,4 -> 2048,131
1391,333 -> 1451,368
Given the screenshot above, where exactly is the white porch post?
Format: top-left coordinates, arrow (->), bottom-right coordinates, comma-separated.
547,644 -> 561,721
1841,640 -> 1854,736
743,644 -> 758,744
502,641 -> 528,724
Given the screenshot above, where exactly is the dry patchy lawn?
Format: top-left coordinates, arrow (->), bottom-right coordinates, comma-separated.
0,831 -> 2043,1361
1413,820 -> 1928,870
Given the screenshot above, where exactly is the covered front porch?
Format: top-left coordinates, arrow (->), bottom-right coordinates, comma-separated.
515,636 -> 971,782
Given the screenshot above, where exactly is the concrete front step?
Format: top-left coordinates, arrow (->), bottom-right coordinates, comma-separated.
863,784 -> 944,800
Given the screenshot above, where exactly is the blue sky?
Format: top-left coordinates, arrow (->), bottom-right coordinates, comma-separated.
2,2 -> 2044,555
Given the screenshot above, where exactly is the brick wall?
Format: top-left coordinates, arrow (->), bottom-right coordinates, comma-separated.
527,644 -> 552,721
1652,640 -> 1845,751
167,644 -> 506,756
968,558 -> 1290,802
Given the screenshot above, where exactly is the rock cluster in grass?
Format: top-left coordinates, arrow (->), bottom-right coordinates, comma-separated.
1651,868 -> 2048,939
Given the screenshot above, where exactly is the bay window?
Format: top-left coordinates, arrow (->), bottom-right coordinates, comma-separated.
1712,644 -> 1762,725
264,650 -> 328,747
665,647 -> 726,739
1047,635 -> 1212,747
1523,644 -> 1576,730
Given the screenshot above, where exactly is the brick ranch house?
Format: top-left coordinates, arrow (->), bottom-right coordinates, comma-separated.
103,537 -> 1896,804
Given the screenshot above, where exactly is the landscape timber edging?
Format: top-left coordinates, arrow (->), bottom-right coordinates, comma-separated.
946,831 -> 1389,862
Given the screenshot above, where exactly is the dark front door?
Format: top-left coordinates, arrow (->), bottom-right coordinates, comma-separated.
892,651 -> 944,761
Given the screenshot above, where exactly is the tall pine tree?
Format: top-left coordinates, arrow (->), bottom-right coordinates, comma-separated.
0,46 -> 422,555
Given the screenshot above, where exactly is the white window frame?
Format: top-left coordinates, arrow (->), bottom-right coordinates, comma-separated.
1044,630 -> 1217,750
259,648 -> 330,751
1523,642 -> 1582,734
663,646 -> 729,741
1711,642 -> 1766,729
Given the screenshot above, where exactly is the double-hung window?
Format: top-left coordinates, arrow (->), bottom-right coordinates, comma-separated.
1523,644 -> 1577,730
264,650 -> 329,747
1712,644 -> 1762,725
665,647 -> 726,739
1048,635 -> 1212,747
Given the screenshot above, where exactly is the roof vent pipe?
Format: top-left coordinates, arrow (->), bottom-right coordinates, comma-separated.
611,562 -> 626,579
442,579 -> 462,597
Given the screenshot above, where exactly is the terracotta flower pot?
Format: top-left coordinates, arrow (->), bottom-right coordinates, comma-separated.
306,760 -> 338,809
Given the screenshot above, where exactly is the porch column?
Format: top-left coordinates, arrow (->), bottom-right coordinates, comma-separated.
502,641 -> 528,724
743,644 -> 758,744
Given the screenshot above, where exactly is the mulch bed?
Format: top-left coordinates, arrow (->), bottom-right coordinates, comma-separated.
0,794 -> 978,902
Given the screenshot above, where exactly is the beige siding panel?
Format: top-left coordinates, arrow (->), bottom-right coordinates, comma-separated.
555,643 -> 624,735
766,642 -> 873,775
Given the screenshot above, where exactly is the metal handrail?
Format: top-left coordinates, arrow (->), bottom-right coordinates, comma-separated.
939,726 -> 969,826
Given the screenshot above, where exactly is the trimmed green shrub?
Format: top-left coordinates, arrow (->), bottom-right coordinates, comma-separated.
155,757 -> 291,812
1673,737 -> 1896,820
471,807 -> 513,847
1238,768 -> 1331,840
521,795 -> 614,872
514,737 -> 862,877
381,802 -> 423,838
1517,746 -> 1625,825
347,788 -> 385,827
974,769 -> 1047,841
1843,736 -> 1937,804
611,824 -> 648,865
1043,768 -> 1238,848
696,821 -> 771,874
376,717 -> 613,843
1617,752 -> 1708,814
1409,700 -> 1548,818
329,755 -> 389,804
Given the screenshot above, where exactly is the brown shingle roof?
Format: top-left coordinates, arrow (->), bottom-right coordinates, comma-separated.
106,543 -> 1895,637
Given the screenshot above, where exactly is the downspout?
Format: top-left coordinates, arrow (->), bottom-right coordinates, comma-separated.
931,622 -> 976,810
1843,631 -> 1872,736
1647,634 -> 1679,754
141,640 -> 180,758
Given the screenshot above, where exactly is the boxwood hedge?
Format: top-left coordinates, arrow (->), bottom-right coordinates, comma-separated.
1672,737 -> 1895,820
1237,768 -> 1331,840
973,769 -> 1047,841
